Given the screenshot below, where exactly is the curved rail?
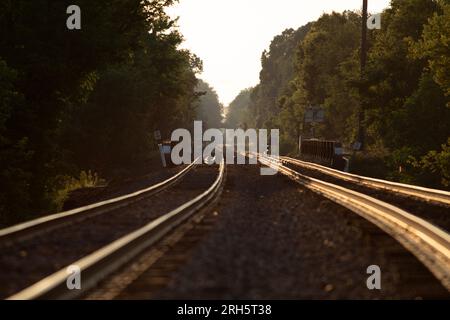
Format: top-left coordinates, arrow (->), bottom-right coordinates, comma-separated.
259,155 -> 450,291
0,160 -> 199,245
7,160 -> 226,300
281,156 -> 450,206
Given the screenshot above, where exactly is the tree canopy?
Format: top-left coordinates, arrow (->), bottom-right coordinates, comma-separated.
0,0 -> 211,225
195,79 -> 223,129
227,0 -> 450,189
225,88 -> 253,129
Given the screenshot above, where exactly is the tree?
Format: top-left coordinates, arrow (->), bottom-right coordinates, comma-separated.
360,0 -> 450,186
410,1 -> 450,100
413,138 -> 450,188
247,25 -> 311,128
225,88 -> 253,128
0,0 -> 205,224
236,0 -> 450,188
195,80 -> 223,129
275,12 -> 360,151
0,58 -> 32,224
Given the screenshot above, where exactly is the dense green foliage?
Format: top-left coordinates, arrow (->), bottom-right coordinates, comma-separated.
225,88 -> 252,128
227,0 -> 450,189
277,12 -> 361,153
195,79 -> 223,128
0,1 -> 218,225
250,25 -> 311,129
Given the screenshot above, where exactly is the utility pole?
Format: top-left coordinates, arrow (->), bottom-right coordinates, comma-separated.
357,0 -> 368,151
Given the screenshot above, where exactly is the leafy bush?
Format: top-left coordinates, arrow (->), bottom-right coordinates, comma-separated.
410,138 -> 450,189
50,171 -> 106,212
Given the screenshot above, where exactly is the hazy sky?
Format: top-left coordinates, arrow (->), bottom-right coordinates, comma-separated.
167,0 -> 391,106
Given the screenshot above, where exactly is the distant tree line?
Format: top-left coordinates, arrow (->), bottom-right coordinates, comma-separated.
226,0 -> 450,189
195,79 -> 223,129
0,0 -> 221,225
225,88 -> 252,129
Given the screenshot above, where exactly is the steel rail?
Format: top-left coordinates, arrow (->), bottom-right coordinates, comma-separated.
0,160 -> 199,246
259,155 -> 450,291
7,160 -> 226,300
281,156 -> 450,206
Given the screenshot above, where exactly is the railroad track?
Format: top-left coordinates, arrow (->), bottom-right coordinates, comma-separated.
3,154 -> 449,299
280,156 -> 450,233
0,161 -> 198,246
3,160 -> 225,299
281,156 -> 450,206
257,154 -> 450,292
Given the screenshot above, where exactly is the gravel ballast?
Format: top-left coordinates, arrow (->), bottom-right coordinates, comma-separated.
0,165 -> 219,299
116,164 -> 449,299
283,159 -> 450,232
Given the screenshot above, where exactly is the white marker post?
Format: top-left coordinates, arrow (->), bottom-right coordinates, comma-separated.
154,130 -> 166,168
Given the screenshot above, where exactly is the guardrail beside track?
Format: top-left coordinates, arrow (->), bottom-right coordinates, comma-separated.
281,156 -> 450,206
7,160 -> 226,300
0,160 -> 199,246
258,154 -> 450,291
